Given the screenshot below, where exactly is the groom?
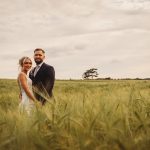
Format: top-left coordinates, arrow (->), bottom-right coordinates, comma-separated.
29,48 -> 55,105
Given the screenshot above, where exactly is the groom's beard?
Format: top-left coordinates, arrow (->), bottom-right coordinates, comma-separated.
35,60 -> 43,65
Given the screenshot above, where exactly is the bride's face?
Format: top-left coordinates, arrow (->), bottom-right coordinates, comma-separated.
22,59 -> 32,71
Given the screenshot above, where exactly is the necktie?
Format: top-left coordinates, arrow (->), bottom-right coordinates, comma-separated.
34,65 -> 40,76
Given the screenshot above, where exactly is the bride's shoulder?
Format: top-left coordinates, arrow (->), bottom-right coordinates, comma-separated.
18,72 -> 27,79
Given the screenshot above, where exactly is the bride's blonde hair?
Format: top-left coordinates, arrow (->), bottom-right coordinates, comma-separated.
19,56 -> 32,67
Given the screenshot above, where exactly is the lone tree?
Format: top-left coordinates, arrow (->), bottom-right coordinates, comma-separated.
82,68 -> 99,79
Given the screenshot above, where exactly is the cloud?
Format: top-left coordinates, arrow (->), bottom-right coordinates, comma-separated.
0,0 -> 150,79
102,0 -> 150,13
0,54 -> 18,61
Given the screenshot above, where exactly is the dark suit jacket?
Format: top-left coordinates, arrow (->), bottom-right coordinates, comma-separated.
29,63 -> 55,104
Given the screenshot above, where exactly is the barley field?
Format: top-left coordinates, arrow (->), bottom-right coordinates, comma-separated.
0,79 -> 150,150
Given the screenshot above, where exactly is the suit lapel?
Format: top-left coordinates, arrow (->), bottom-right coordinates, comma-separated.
34,63 -> 45,77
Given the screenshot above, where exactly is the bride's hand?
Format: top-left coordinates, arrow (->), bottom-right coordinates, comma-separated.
34,100 -> 41,107
19,93 -> 22,102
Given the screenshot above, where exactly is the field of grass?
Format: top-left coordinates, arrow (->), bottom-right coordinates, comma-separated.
0,79 -> 150,150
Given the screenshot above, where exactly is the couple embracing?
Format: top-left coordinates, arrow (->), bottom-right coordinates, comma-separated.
17,48 -> 55,115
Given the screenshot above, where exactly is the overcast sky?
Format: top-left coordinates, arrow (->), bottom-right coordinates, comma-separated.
0,0 -> 150,79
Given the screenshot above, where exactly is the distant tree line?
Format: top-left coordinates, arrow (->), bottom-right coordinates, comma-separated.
82,68 -> 150,80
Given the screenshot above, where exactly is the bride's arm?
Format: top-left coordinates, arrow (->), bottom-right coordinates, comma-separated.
18,73 -> 36,102
17,78 -> 22,102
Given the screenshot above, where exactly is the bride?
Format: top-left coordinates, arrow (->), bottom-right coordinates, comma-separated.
17,56 -> 36,115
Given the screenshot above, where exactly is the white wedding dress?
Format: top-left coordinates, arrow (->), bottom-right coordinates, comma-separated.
18,73 -> 35,115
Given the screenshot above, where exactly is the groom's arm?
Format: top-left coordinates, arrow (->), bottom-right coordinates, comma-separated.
43,66 -> 55,96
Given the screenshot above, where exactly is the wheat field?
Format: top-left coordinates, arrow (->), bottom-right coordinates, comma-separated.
0,79 -> 150,150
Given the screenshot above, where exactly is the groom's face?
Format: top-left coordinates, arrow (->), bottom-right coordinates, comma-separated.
34,50 -> 45,65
